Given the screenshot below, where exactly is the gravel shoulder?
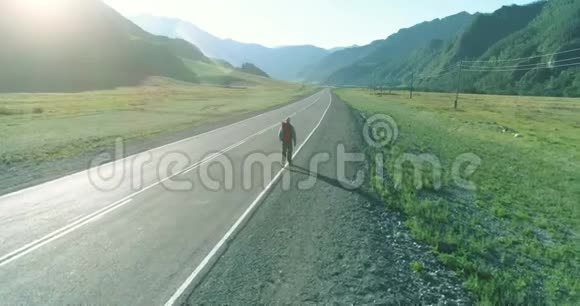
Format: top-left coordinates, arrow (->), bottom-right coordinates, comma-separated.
187,94 -> 470,304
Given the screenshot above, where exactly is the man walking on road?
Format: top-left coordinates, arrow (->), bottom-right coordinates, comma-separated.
279,117 -> 297,166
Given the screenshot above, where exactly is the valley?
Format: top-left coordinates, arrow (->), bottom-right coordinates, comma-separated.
1,0 -> 579,304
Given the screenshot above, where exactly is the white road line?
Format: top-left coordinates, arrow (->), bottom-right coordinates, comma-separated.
0,92 -> 322,201
180,95 -> 322,175
0,96 -> 324,268
181,125 -> 274,175
0,198 -> 133,268
164,90 -> 333,306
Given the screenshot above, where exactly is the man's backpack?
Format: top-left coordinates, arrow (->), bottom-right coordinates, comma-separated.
282,122 -> 291,142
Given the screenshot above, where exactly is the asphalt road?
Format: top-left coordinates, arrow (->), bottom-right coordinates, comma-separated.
0,89 -> 332,305
188,93 -> 470,304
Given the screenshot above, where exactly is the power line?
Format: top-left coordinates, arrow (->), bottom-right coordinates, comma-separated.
462,55 -> 580,70
418,63 -> 460,77
418,70 -> 456,79
407,48 -> 580,99
462,46 -> 580,64
415,50 -> 580,77
412,59 -> 580,82
455,60 -> 463,110
462,61 -> 580,72
410,47 -> 580,80
418,64 -> 460,79
407,46 -> 580,109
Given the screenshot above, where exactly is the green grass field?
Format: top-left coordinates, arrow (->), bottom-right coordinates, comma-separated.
335,89 -> 579,304
0,75 -> 314,168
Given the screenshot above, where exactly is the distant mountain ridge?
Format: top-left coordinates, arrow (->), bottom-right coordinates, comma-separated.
237,63 -> 270,78
0,0 -> 210,92
303,11 -> 476,84
4,0 -> 578,96
306,0 -> 580,97
130,15 -> 331,80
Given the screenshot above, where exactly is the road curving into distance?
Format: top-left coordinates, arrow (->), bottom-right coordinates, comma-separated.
0,89 -> 332,305
187,93 -> 470,305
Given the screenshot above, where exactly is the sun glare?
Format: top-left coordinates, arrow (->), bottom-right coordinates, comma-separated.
10,0 -> 71,19
5,0 -> 76,32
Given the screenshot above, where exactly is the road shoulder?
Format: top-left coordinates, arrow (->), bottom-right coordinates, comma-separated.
188,94 -> 470,304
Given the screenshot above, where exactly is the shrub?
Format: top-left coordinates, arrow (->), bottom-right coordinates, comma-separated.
410,261 -> 423,273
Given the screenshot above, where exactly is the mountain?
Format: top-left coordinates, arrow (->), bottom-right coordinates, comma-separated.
304,11 -> 476,84
0,0 -> 209,92
455,0 -> 580,96
237,63 -> 270,78
130,15 -> 331,80
299,43 -> 379,82
399,0 -> 580,97
311,0 -> 580,97
386,1 -> 548,93
327,45 -> 358,53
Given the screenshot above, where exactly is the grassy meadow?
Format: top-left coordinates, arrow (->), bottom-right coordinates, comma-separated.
335,88 -> 579,304
0,71 -> 314,190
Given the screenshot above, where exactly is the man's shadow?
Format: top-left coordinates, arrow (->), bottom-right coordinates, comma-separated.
288,165 -> 382,205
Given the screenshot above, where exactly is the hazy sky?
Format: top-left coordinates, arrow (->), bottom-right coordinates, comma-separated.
105,0 -> 533,49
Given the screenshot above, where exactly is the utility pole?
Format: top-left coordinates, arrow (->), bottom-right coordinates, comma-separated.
410,72 -> 415,99
454,61 -> 463,109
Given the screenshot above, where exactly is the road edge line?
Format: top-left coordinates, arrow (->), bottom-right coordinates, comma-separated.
0,91 -> 322,200
164,90 -> 333,306
0,97 -> 323,268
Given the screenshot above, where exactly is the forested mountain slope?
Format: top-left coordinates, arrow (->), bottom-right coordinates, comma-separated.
314,0 -> 580,97
303,12 -> 475,84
